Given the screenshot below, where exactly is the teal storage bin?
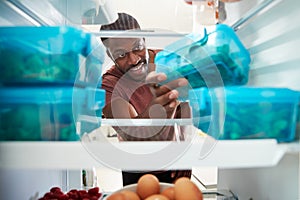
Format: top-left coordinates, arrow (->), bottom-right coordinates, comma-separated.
189,87 -> 300,142
155,24 -> 251,94
0,87 -> 105,141
0,26 -> 104,86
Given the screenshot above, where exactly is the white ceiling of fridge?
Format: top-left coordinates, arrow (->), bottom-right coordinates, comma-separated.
0,0 -> 262,33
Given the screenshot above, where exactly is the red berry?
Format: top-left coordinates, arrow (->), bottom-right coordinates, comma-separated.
80,194 -> 90,199
78,189 -> 87,194
57,194 -> 69,200
95,193 -> 101,198
67,189 -> 79,199
88,187 -> 99,195
50,186 -> 62,193
78,190 -> 88,198
68,192 -> 79,199
45,192 -> 57,198
90,196 -> 100,200
68,189 -> 78,193
43,192 -> 52,197
53,190 -> 64,196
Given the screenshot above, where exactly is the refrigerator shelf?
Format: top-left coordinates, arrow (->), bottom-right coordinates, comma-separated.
0,139 -> 298,170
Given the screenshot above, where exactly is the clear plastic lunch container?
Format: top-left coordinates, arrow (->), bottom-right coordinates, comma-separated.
0,87 -> 105,141
188,86 -> 300,142
0,26 -> 104,86
155,24 -> 251,96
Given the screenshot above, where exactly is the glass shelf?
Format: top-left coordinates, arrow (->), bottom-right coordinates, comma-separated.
0,138 -> 298,170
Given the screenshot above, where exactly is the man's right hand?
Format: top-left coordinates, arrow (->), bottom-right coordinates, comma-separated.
142,72 -> 188,119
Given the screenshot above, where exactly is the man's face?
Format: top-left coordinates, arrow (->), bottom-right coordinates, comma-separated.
105,38 -> 149,82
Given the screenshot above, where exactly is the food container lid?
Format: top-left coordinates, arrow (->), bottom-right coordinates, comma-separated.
154,24 -> 251,91
0,87 -> 105,110
189,86 -> 300,104
0,26 -> 90,56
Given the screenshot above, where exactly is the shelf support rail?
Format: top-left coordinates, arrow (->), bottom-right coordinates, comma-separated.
77,115 -> 211,126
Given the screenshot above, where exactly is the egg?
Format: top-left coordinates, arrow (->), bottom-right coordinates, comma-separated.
144,194 -> 170,200
136,174 -> 160,199
120,190 -> 141,200
161,187 -> 175,200
174,177 -> 203,200
106,192 -> 127,200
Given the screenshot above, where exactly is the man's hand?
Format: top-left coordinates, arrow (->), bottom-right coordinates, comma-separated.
142,72 -> 188,119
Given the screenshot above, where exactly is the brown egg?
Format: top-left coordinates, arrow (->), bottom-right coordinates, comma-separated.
144,194 -> 170,200
120,190 -> 141,200
161,187 -> 175,200
106,192 -> 128,200
174,177 -> 203,200
136,174 -> 160,199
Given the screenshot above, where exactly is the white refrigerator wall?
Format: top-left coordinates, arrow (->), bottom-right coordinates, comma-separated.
0,169 -> 67,200
236,0 -> 300,91
218,0 -> 300,199
0,0 -> 299,199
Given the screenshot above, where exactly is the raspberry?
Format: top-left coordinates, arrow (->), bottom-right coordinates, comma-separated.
50,186 -> 62,193
88,187 -> 99,195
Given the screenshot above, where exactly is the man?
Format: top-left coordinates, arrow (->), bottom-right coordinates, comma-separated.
100,13 -> 192,186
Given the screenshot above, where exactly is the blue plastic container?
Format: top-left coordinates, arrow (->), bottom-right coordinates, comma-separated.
155,24 -> 251,96
0,87 -> 105,141
189,86 -> 300,142
0,26 -> 104,85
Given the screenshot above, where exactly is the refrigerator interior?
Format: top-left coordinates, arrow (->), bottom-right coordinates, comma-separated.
0,0 -> 299,199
